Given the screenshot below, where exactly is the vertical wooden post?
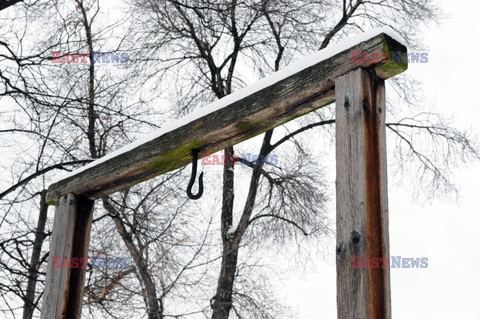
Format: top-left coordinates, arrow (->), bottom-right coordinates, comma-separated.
335,68 -> 391,319
41,194 -> 94,319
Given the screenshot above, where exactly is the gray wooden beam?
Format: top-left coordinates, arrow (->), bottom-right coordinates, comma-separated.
41,194 -> 94,319
335,68 -> 391,318
47,33 -> 406,204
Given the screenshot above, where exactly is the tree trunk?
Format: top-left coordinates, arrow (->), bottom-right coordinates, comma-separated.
211,146 -> 236,319
211,240 -> 238,319
102,198 -> 163,319
211,131 -> 272,319
23,189 -> 48,319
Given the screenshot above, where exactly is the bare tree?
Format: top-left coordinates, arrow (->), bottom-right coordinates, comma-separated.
0,0 -> 478,318
129,1 -> 477,318
1,0 -> 226,317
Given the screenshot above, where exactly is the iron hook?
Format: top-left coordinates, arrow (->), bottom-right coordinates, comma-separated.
186,149 -> 204,200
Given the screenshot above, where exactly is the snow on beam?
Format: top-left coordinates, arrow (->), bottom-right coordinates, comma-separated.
46,29 -> 407,204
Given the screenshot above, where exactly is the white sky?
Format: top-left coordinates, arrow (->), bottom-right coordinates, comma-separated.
282,0 -> 480,318
2,0 -> 478,318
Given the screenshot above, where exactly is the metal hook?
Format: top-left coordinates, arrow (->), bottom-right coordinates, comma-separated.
186,149 -> 204,200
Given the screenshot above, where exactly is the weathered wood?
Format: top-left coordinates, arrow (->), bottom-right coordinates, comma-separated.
46,33 -> 407,204
335,68 -> 391,318
41,194 -> 94,319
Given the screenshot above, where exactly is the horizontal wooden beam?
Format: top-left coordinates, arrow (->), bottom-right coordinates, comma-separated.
47,32 -> 407,204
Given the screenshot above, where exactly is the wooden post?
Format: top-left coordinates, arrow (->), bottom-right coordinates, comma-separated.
335,68 -> 391,319
38,32 -> 406,318
41,194 -> 94,319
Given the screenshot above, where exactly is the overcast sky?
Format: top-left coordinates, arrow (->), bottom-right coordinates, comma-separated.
2,0 -> 478,318
281,0 -> 480,317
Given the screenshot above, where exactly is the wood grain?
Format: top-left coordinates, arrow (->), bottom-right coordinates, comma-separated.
40,194 -> 94,319
335,68 -> 391,319
47,33 -> 407,204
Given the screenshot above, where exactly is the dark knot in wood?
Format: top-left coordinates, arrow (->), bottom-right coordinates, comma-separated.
344,96 -> 350,109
